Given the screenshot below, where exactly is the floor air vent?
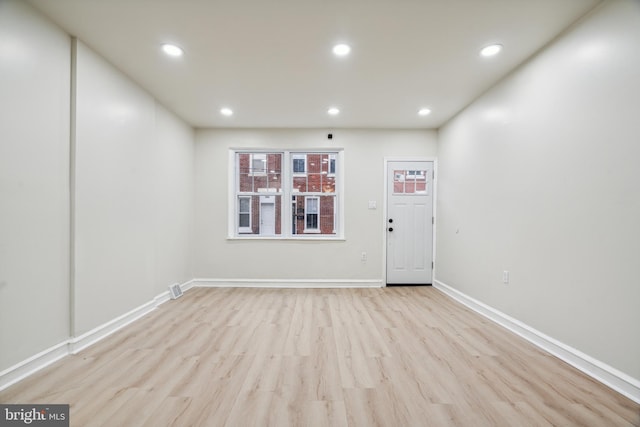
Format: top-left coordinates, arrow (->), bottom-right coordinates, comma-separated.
169,283 -> 183,300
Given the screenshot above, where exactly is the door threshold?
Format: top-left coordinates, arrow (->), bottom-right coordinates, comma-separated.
386,283 -> 432,287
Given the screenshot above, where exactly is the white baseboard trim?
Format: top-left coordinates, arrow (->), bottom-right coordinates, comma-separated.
433,279 -> 640,404
181,278 -> 196,292
193,278 -> 384,288
0,280 -> 193,392
69,299 -> 159,354
0,341 -> 70,392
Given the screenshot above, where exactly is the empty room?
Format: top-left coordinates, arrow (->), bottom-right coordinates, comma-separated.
1,0 -> 639,425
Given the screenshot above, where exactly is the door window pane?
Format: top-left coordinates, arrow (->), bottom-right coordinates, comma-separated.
394,169 -> 428,195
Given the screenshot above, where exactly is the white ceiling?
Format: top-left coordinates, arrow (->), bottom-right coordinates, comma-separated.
28,0 -> 601,129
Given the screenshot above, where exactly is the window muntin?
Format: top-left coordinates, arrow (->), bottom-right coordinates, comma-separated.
238,152 -> 282,193
233,151 -> 340,238
291,153 -> 336,194
393,169 -> 429,195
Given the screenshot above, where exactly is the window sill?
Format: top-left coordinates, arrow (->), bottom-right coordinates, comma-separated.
227,236 -> 345,242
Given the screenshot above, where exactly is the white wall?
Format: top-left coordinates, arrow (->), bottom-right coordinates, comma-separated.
153,103 -> 195,295
436,0 -> 640,381
195,129 -> 437,283
0,0 -> 195,374
74,41 -> 157,334
0,0 -> 71,371
74,41 -> 195,335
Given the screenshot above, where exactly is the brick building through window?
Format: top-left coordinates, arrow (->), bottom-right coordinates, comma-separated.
235,152 -> 338,237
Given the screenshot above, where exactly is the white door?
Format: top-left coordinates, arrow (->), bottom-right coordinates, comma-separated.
260,200 -> 276,235
386,161 -> 434,285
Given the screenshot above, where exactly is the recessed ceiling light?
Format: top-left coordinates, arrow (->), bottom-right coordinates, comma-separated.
480,44 -> 503,57
418,108 -> 432,116
327,107 -> 340,116
332,44 -> 351,57
161,43 -> 184,57
220,108 -> 233,116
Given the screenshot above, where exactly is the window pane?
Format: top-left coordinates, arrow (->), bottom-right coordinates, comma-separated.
293,158 -> 305,173
265,153 -> 282,192
291,153 -> 338,194
252,154 -> 266,174
293,176 -> 306,193
307,197 -> 318,213
393,169 -> 428,195
238,196 -> 251,232
239,213 -> 250,228
237,153 -> 253,192
239,197 -> 250,212
307,154 -> 321,173
306,214 -> 318,229
393,170 -> 405,193
308,175 -> 321,192
322,176 -> 335,193
237,195 -> 282,235
235,151 -> 339,238
305,197 -> 319,231
293,195 -> 335,235
237,152 -> 282,194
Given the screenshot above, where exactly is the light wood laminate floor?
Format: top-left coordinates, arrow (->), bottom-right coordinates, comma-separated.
1,287 -> 638,426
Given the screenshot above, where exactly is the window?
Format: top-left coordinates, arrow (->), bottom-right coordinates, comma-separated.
328,154 -> 336,176
394,169 -> 428,194
292,154 -> 306,174
305,197 -> 319,231
406,170 -> 426,180
250,154 -> 266,175
238,196 -> 252,233
235,152 -> 283,236
232,150 -> 341,238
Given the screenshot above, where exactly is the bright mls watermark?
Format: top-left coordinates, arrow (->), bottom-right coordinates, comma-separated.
1,405 -> 69,426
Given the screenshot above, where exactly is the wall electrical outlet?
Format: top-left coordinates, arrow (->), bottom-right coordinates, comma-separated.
361,252 -> 367,262
502,270 -> 510,284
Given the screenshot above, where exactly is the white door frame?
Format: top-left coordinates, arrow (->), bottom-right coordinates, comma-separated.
382,157 -> 437,286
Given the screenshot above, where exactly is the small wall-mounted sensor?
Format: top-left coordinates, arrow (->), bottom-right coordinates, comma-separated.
327,133 -> 333,139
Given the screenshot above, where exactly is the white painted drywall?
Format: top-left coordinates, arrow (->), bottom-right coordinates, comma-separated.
436,0 -> 640,379
0,1 -> 196,373
0,0 -> 71,371
153,103 -> 195,294
74,40 -> 157,335
74,41 -> 196,335
194,129 -> 437,281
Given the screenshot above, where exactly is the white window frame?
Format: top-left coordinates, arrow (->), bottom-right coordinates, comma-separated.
228,149 -> 344,240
